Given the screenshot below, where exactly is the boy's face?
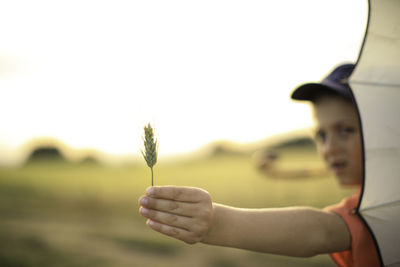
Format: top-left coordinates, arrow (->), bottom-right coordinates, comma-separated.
312,96 -> 363,186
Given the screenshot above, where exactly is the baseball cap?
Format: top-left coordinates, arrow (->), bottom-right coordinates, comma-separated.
291,63 -> 355,101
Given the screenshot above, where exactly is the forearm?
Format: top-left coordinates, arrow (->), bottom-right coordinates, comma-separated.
203,203 -> 347,257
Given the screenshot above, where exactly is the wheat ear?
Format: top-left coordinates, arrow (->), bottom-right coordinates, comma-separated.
141,123 -> 158,186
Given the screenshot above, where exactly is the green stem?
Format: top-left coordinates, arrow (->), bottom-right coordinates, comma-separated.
151,167 -> 154,186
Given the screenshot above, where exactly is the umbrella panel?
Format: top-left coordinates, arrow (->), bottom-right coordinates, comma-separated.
350,0 -> 400,266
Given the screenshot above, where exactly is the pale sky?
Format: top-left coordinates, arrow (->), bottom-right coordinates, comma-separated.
0,0 -> 368,165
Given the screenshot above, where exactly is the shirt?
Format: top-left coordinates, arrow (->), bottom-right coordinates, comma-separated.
324,189 -> 381,267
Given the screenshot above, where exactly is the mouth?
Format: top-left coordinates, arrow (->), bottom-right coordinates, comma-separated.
330,161 -> 347,174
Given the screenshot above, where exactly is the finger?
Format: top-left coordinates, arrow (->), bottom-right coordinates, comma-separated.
146,186 -> 209,203
139,207 -> 192,230
146,219 -> 199,244
139,196 -> 200,217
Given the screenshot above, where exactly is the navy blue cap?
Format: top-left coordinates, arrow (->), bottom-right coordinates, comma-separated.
291,63 -> 355,101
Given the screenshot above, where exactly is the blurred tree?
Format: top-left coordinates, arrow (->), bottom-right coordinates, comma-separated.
25,146 -> 67,164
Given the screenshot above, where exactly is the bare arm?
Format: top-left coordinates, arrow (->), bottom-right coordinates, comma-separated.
204,203 -> 350,257
138,186 -> 350,257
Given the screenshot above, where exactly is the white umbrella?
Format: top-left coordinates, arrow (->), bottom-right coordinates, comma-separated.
350,0 -> 400,266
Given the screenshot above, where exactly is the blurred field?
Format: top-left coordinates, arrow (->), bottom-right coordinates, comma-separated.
0,150 -> 355,267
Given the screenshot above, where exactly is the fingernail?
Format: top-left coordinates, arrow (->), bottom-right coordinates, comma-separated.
147,220 -> 155,226
140,197 -> 148,206
146,187 -> 154,196
140,207 -> 149,215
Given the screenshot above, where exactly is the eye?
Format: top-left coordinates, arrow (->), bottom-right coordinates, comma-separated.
315,130 -> 326,143
339,126 -> 355,135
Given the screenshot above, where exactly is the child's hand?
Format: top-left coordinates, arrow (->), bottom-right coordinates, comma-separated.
138,186 -> 214,244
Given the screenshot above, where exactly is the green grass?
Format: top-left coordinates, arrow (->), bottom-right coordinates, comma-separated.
0,152 -> 355,267
110,236 -> 181,255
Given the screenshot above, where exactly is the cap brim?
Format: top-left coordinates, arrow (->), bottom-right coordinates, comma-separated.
291,83 -> 334,101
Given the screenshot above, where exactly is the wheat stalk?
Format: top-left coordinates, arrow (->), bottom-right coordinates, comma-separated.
141,123 -> 158,186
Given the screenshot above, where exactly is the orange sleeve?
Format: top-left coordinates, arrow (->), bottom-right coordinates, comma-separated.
324,192 -> 381,267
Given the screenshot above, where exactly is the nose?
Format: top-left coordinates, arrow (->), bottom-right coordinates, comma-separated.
320,134 -> 341,159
